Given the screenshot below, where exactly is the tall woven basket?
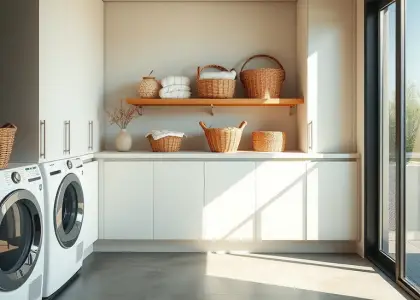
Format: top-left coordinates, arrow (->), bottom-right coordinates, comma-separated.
199,121 -> 247,153
0,124 -> 17,169
240,54 -> 286,99
197,65 -> 235,99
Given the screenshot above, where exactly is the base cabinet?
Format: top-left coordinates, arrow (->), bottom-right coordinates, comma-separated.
306,161 -> 358,240
103,162 -> 153,239
83,161 -> 99,248
203,162 -> 256,241
256,162 -> 306,240
153,162 -> 204,240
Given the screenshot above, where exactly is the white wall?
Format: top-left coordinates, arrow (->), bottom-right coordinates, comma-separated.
104,2 -> 298,151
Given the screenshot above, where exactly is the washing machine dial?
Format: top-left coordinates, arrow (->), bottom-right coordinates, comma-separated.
11,172 -> 21,184
67,160 -> 73,169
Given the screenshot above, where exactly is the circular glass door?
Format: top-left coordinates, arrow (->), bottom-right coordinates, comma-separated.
0,190 -> 42,292
54,173 -> 84,249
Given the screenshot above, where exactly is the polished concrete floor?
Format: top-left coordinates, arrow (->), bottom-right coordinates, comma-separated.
55,253 -> 411,300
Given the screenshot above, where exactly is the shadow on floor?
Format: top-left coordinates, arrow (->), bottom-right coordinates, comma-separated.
54,253 -> 404,300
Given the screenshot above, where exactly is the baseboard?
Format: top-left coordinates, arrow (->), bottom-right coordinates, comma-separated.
93,240 -> 357,253
83,244 -> 94,259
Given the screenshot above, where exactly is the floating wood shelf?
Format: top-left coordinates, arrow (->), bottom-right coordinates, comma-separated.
127,98 -> 304,107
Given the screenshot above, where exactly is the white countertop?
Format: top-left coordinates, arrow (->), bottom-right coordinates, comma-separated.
94,151 -> 360,160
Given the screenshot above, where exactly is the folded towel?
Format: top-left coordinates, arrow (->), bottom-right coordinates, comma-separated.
159,90 -> 191,99
146,130 -> 185,140
200,70 -> 236,80
161,76 -> 190,87
160,85 -> 191,94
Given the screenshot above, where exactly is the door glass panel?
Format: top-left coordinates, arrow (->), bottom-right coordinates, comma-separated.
405,0 -> 420,290
380,2 -> 397,260
0,202 -> 32,273
62,183 -> 78,234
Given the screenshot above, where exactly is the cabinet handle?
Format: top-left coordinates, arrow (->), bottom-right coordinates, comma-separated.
89,121 -> 94,151
40,120 -> 46,159
308,121 -> 313,151
68,120 -> 71,155
63,121 -> 67,155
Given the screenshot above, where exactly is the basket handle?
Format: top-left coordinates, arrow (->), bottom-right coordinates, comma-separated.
1,123 -> 17,129
197,65 -> 230,80
240,54 -> 285,76
199,121 -> 208,130
238,121 -> 247,129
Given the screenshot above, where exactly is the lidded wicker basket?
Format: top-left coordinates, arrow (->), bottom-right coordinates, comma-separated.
147,135 -> 182,152
0,124 -> 17,169
240,54 -> 286,99
199,121 -> 247,153
252,131 -> 286,152
197,65 -> 235,99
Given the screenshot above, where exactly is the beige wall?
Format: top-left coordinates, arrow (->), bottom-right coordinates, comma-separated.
104,1 -> 298,151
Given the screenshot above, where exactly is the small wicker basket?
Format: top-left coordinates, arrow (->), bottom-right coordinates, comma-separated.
148,135 -> 182,152
0,124 -> 17,169
240,54 -> 286,99
197,65 -> 235,99
199,121 -> 247,153
252,131 -> 286,152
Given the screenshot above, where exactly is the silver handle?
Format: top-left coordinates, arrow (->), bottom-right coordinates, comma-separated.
308,121 -> 313,151
63,121 -> 67,154
68,120 -> 71,155
40,120 -> 46,159
89,121 -> 94,151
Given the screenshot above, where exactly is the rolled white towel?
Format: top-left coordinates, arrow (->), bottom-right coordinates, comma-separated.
146,130 -> 185,140
161,76 -> 190,87
160,85 -> 191,94
200,70 -> 236,80
159,89 -> 191,99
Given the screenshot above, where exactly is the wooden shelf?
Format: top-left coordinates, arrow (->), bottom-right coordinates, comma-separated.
126,98 -> 304,107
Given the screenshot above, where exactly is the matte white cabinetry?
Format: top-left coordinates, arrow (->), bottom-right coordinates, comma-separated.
306,161 -> 358,240
297,0 -> 356,153
103,162 -> 153,239
255,162 -> 307,240
153,162 -> 204,240
0,0 -> 104,163
203,162 -> 256,241
83,161 -> 99,249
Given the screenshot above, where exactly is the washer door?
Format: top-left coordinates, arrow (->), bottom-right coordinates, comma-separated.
0,190 -> 42,292
54,173 -> 84,249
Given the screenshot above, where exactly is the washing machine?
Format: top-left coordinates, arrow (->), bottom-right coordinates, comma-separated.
0,164 -> 44,300
40,158 -> 85,299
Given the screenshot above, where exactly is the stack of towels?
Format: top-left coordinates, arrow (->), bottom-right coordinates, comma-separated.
146,130 -> 185,140
199,69 -> 236,80
159,76 -> 191,99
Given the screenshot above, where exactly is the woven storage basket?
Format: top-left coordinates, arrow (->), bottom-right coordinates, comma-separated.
0,124 -> 17,169
199,121 -> 247,153
240,54 -> 286,99
252,131 -> 286,152
197,65 -> 235,99
148,135 -> 182,152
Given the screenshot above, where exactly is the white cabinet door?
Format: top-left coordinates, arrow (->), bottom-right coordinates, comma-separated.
306,161 -> 358,240
103,162 -> 153,239
153,162 -> 204,240
69,118 -> 90,157
204,162 -> 256,240
255,162 -> 306,240
83,161 -> 99,248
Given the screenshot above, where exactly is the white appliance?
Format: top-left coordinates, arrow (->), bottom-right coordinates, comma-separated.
40,158 -> 85,298
0,165 -> 44,300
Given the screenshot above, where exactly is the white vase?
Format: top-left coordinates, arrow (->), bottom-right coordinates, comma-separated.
115,129 -> 132,152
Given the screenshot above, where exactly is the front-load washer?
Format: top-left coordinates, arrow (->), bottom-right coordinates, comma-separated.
40,158 -> 84,299
0,165 -> 44,300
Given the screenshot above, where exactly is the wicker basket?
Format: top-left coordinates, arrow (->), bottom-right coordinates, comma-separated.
199,121 -> 247,153
197,65 -> 235,99
0,124 -> 17,169
252,131 -> 286,152
240,54 -> 286,99
148,135 -> 182,152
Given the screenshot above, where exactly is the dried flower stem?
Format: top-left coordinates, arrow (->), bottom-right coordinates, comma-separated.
107,99 -> 141,129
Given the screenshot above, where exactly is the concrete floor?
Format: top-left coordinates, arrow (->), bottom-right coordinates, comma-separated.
55,253 -> 411,300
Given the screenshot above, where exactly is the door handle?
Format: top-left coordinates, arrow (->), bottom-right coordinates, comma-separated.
40,120 -> 46,159
68,120 -> 71,155
308,121 -> 313,152
63,121 -> 67,155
